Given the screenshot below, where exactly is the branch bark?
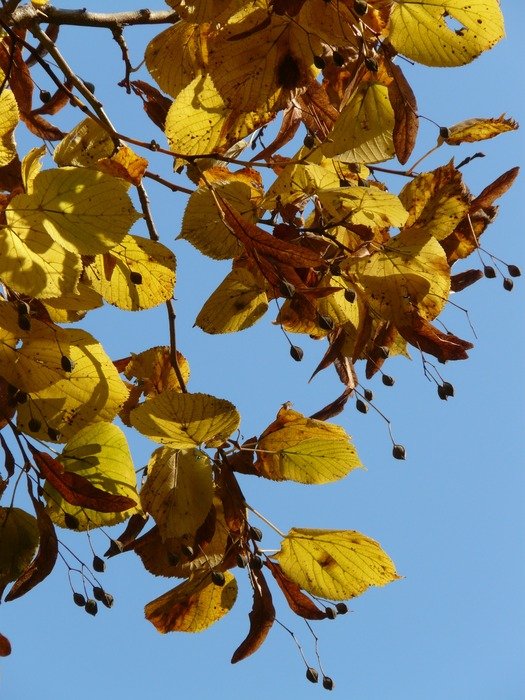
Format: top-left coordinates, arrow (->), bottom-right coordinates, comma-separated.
10,5 -> 179,29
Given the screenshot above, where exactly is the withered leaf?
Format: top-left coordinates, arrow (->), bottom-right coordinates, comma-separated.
0,632 -> 11,657
387,61 -> 418,165
398,314 -> 473,362
266,560 -> 327,620
231,567 -> 275,663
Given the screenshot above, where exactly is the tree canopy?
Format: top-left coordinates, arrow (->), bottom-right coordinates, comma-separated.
0,0 -> 520,689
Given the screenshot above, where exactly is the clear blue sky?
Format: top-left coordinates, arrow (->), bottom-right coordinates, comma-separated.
1,2 -> 524,699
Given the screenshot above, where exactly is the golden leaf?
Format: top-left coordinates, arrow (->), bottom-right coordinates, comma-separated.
442,115 -> 518,145
317,186 -> 409,231
0,508 -> 39,598
124,346 -> 190,396
0,89 -> 19,167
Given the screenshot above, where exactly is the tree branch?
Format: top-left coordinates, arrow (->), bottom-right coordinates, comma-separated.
11,5 -> 179,29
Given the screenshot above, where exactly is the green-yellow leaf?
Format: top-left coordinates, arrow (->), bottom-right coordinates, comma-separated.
274,528 -> 400,600
45,422 -> 139,530
6,168 -> 140,255
145,571 -> 237,633
42,281 -> 104,323
255,405 -> 362,484
196,266 -> 268,334
389,0 -> 505,67
442,115 -> 518,145
0,508 -> 39,597
317,186 -> 408,231
0,89 -> 19,167
53,118 -> 115,167
85,234 -> 176,310
140,447 -> 214,540
130,390 -> 240,449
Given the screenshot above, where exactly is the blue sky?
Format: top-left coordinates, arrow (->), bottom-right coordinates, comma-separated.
1,2 -> 524,699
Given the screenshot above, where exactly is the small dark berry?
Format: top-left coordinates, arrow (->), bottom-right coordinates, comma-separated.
251,554 -> 263,570
290,345 -> 304,362
83,81 -> 96,94
249,526 -> 263,542
335,602 -> 348,614
93,586 -> 105,601
64,513 -> 80,530
28,417 -> 41,432
17,301 -> 30,315
507,264 -> 521,278
353,0 -> 368,15
439,126 -> 450,139
211,571 -> 226,586
129,271 -> 143,285
182,544 -> 194,558
167,552 -> 180,566
503,277 -> 514,291
39,90 -> 52,103
303,134 -> 315,149
442,381 -> 454,397
61,355 -> 74,372
356,399 -> 368,414
84,599 -> 98,616
323,676 -> 335,690
364,56 -> 378,72
364,388 -> 373,401
382,374 -> 395,387
73,592 -> 86,607
279,279 -> 296,298
332,51 -> 344,67
47,427 -> 61,441
15,391 -> 28,404
236,554 -> 247,568
344,289 -> 356,303
484,265 -> 496,278
379,345 -> 390,359
437,384 -> 448,401
325,606 -> 337,619
318,315 -> 334,331
313,55 -> 326,69
392,444 -> 406,460
306,667 -> 319,684
18,314 -> 31,331
100,592 -> 114,609
92,555 -> 106,573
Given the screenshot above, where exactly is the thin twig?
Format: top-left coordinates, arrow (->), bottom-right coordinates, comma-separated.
11,5 -> 179,29
136,182 -> 159,241
165,300 -> 188,393
144,170 -> 194,196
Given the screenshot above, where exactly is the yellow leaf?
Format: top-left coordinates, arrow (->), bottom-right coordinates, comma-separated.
42,281 -> 104,323
124,346 -> 190,396
255,405 -> 362,484
399,163 -> 470,240
317,186 -> 409,231
441,115 -> 518,145
0,224 -> 82,299
130,390 -> 240,449
14,325 -> 129,440
261,161 -> 342,211
322,83 -> 395,163
0,508 -> 39,597
344,229 -> 451,324
196,266 -> 268,334
6,168 -> 140,255
165,74 -> 275,156
53,118 -> 115,167
45,423 -> 139,530
389,0 -> 505,67
179,167 -> 262,259
96,145 -> 149,186
145,571 -> 237,633
21,146 -> 45,194
0,89 -> 19,167
85,234 -> 176,311
140,447 -> 214,540
274,528 -> 400,600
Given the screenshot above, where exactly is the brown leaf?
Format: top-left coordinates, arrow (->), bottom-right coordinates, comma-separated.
30,79 -> 72,116
387,62 -> 418,165
0,433 -> 15,478
398,314 -> 473,362
0,632 -> 11,657
104,512 -> 149,557
29,446 -> 137,513
266,559 -> 327,620
450,269 -> 483,292
252,103 -> 302,161
5,497 -> 58,601
231,567 -> 275,663
471,167 -> 519,210
0,157 -> 23,194
296,79 -> 339,140
216,464 -> 247,538
227,438 -> 258,476
365,322 -> 397,379
131,80 -> 172,131
309,387 -> 353,422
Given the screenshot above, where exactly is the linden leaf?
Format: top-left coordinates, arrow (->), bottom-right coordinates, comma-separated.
317,186 -> 409,231
6,168 -> 140,255
254,405 -> 362,484
140,447 -> 214,541
321,83 -> 395,163
21,146 -> 45,193
145,571 -> 237,633
179,167 -> 263,260
0,89 -> 19,167
124,346 -> 190,396
44,422 -> 139,530
231,567 -> 275,663
85,234 -> 176,311
165,74 -> 275,156
42,281 -> 103,323
441,115 -> 518,146
266,560 -> 327,620
399,163 -> 471,240
0,507 -> 39,599
274,528 -> 400,600
0,632 -> 11,657
130,390 -> 240,449
195,266 -> 268,334
389,0 -> 505,67
53,117 -> 115,167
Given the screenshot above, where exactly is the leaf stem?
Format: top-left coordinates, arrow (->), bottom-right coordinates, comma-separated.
245,503 -> 286,538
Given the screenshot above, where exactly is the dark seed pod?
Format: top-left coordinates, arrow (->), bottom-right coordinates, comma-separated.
93,586 -> 105,602
211,571 -> 226,586
182,544 -> 194,558
364,389 -> 373,402
100,592 -> 114,609
483,265 -> 496,278
167,552 -> 180,566
18,314 -> 31,331
313,55 -> 326,70
356,399 -> 368,414
39,89 -> 52,103
332,51 -> 344,67
325,606 -> 337,619
382,374 -> 395,387
290,345 -> 304,362
15,391 -> 28,404
329,263 -> 341,276
92,555 -> 106,573
64,513 -> 80,530
236,554 -> 247,568
379,345 -> 390,359
439,126 -> 450,139
364,56 -> 378,72
93,587 -> 114,608
353,0 -> 368,15
129,271 -> 143,285
437,384 -> 448,401
83,80 -> 96,94
251,554 -> 263,570
335,602 -> 348,614
61,355 -> 74,372
507,264 -> 521,277
323,676 -> 335,690
249,526 -> 263,542
318,315 -> 334,331
17,301 -> 31,315
47,427 -> 61,441
392,444 -> 406,460
503,277 -> 514,291
442,381 -> 454,397
73,592 -> 86,607
279,279 -> 296,298
303,133 -> 315,149
28,417 -> 41,432
344,289 -> 356,303
306,667 -> 319,684
84,599 -> 98,616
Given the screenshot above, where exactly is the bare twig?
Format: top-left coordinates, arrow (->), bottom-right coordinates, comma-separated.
144,170 -> 193,196
136,182 -> 159,242
112,26 -> 134,93
165,300 -> 188,394
11,5 -> 179,29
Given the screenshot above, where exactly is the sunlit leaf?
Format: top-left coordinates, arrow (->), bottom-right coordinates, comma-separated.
231,568 -> 274,663
441,115 -> 518,145
124,346 -> 190,396
130,390 -> 240,449
389,0 -> 505,67
0,89 -> 19,167
317,186 -> 408,231
274,528 -> 400,600
53,117 -> 115,167
0,507 -> 39,598
145,571 -> 237,633
254,405 -> 362,484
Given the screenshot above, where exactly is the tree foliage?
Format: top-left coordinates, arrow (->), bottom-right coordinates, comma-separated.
0,0 -> 519,685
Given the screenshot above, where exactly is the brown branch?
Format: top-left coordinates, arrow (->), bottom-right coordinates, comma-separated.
10,5 -> 179,29
144,170 -> 194,196
165,300 -> 187,394
136,182 -> 159,242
